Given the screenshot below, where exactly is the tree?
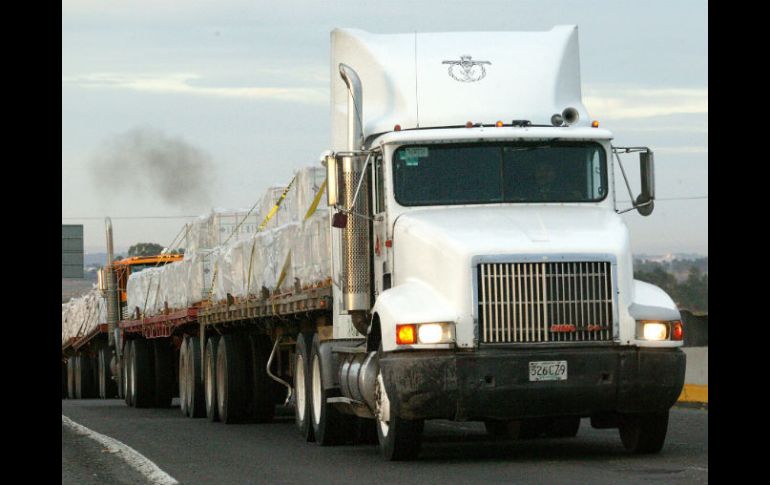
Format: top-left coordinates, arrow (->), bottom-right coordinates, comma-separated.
128,243 -> 165,257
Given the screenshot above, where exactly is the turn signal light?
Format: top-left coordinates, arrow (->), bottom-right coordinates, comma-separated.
671,321 -> 684,340
495,120 -> 504,127
394,124 -> 402,131
396,324 -> 416,345
465,121 -> 473,128
592,120 -> 600,128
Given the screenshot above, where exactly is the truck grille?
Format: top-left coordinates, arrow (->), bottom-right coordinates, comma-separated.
477,261 -> 614,343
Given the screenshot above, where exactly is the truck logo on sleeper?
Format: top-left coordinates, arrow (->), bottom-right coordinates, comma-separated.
442,55 -> 491,82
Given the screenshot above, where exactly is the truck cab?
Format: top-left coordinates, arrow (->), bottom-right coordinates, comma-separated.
322,27 -> 685,459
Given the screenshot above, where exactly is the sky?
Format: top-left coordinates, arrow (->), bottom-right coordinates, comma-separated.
62,0 -> 707,256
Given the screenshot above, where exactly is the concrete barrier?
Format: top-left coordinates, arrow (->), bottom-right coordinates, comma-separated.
679,346 -> 708,404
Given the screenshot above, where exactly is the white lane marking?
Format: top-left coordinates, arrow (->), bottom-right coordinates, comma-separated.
62,415 -> 179,485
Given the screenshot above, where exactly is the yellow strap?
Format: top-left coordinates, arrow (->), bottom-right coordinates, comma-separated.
303,179 -> 327,221
259,176 -> 297,231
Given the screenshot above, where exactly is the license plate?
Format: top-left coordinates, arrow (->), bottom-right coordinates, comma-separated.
529,360 -> 568,381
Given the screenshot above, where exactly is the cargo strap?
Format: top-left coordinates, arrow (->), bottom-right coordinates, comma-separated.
208,175 -> 297,304
270,179 -> 327,312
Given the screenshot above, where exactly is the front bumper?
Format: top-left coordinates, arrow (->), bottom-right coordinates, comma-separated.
378,346 -> 685,421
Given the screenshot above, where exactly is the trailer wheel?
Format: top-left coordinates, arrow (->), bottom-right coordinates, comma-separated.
131,339 -> 155,408
153,339 -> 174,408
76,354 -> 96,399
216,334 -> 249,424
115,351 -> 124,400
248,334 -> 274,423
309,334 -> 352,445
124,342 -> 134,406
178,338 -> 189,416
204,336 -> 220,421
67,357 -> 76,399
98,347 -> 117,399
374,347 -> 423,461
618,411 -> 669,454
186,336 -> 206,418
293,332 -> 314,442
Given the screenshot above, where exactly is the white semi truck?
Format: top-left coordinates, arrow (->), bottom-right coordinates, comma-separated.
65,26 -> 686,461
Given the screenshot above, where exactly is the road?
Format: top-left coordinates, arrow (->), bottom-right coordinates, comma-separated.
62,399 -> 707,484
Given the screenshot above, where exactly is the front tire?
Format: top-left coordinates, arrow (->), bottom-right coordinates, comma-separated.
619,411 -> 669,454
374,347 -> 423,461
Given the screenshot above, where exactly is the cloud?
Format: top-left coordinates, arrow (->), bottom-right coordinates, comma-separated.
584,86 -> 708,120
62,72 -> 327,104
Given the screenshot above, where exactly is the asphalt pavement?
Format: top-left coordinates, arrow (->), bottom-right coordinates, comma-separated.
62,399 -> 707,484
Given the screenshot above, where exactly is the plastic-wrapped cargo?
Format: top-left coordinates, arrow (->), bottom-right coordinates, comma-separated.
127,164 -> 332,314
185,209 -> 262,257
61,287 -> 106,345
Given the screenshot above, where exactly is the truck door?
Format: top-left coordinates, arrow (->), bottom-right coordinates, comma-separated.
372,153 -> 389,300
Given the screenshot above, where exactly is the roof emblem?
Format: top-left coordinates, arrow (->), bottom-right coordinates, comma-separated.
442,55 -> 491,82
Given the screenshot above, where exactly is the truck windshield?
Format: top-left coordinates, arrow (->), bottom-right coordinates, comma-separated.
392,142 -> 607,206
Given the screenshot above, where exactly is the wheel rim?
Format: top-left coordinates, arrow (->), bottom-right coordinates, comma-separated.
295,354 -> 305,421
205,349 -> 214,411
375,370 -> 390,437
312,355 -> 322,426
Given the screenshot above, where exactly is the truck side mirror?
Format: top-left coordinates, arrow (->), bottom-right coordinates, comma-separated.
636,150 -> 655,216
325,155 -> 339,207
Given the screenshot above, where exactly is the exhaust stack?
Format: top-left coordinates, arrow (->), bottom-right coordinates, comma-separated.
104,217 -> 120,347
338,64 -> 370,331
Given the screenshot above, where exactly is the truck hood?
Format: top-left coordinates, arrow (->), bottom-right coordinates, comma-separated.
393,205 -> 629,259
391,205 -> 632,347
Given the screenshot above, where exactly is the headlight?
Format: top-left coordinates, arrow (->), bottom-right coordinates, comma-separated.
642,322 -> 668,340
396,322 -> 455,345
637,320 -> 684,341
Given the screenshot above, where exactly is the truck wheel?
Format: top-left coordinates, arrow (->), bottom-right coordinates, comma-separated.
204,336 -> 220,421
114,352 -> 124,400
76,354 -> 96,399
309,334 -> 352,445
131,339 -> 155,408
186,336 -> 206,418
98,347 -> 117,399
618,411 -> 669,453
124,342 -> 134,406
178,338 -> 189,416
216,334 -> 249,424
375,348 -> 423,461
67,357 -> 76,399
293,332 -> 314,442
248,334 -> 274,423
153,339 -> 174,408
